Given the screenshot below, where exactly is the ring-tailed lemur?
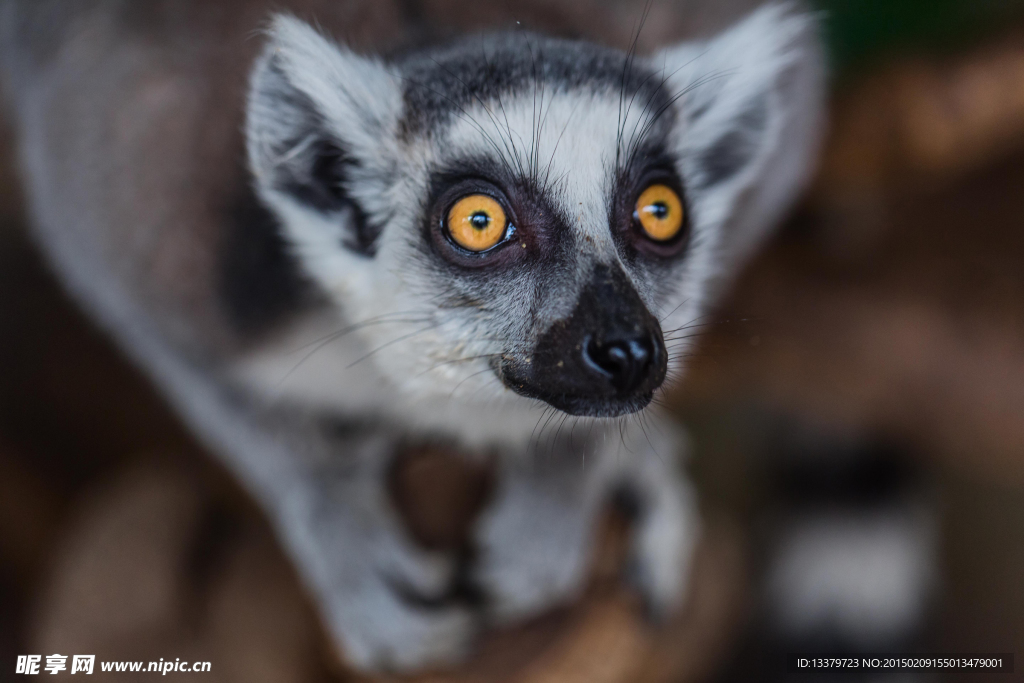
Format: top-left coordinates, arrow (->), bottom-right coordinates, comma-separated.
0,1 -> 824,672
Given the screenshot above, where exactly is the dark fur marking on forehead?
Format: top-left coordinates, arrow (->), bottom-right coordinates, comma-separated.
396,32 -> 672,136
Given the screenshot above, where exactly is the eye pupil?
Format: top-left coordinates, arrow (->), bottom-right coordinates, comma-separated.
650,202 -> 669,220
470,212 -> 490,230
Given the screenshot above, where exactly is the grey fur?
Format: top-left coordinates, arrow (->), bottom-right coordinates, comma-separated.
1,0 -> 824,672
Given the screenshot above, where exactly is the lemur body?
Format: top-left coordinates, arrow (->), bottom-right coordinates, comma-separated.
0,0 -> 824,672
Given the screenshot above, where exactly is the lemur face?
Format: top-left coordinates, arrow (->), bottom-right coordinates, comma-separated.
247,6 -> 822,419
395,51 -> 692,417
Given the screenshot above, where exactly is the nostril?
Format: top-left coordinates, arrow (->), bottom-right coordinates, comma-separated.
583,335 -> 656,393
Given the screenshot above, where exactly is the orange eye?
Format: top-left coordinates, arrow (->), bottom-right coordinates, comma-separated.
635,184 -> 684,242
446,195 -> 508,252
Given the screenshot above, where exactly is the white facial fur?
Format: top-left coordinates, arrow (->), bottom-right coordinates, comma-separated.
238,4 -> 824,446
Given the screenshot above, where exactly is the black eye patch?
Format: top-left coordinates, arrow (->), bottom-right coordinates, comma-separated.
419,156 -> 574,272
610,145 -> 691,262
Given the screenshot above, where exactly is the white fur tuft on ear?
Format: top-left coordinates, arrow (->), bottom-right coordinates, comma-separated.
245,15 -> 402,238
654,2 -> 826,271
255,15 -> 401,156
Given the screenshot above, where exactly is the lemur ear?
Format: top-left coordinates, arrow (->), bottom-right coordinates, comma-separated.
246,15 -> 402,254
654,3 -> 825,268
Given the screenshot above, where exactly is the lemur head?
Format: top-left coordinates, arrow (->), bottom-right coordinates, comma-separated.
246,4 -> 823,421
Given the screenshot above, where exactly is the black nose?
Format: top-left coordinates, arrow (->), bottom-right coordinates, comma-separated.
584,333 -> 658,393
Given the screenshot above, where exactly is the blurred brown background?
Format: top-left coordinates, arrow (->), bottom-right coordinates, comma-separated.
2,1 -> 1024,681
